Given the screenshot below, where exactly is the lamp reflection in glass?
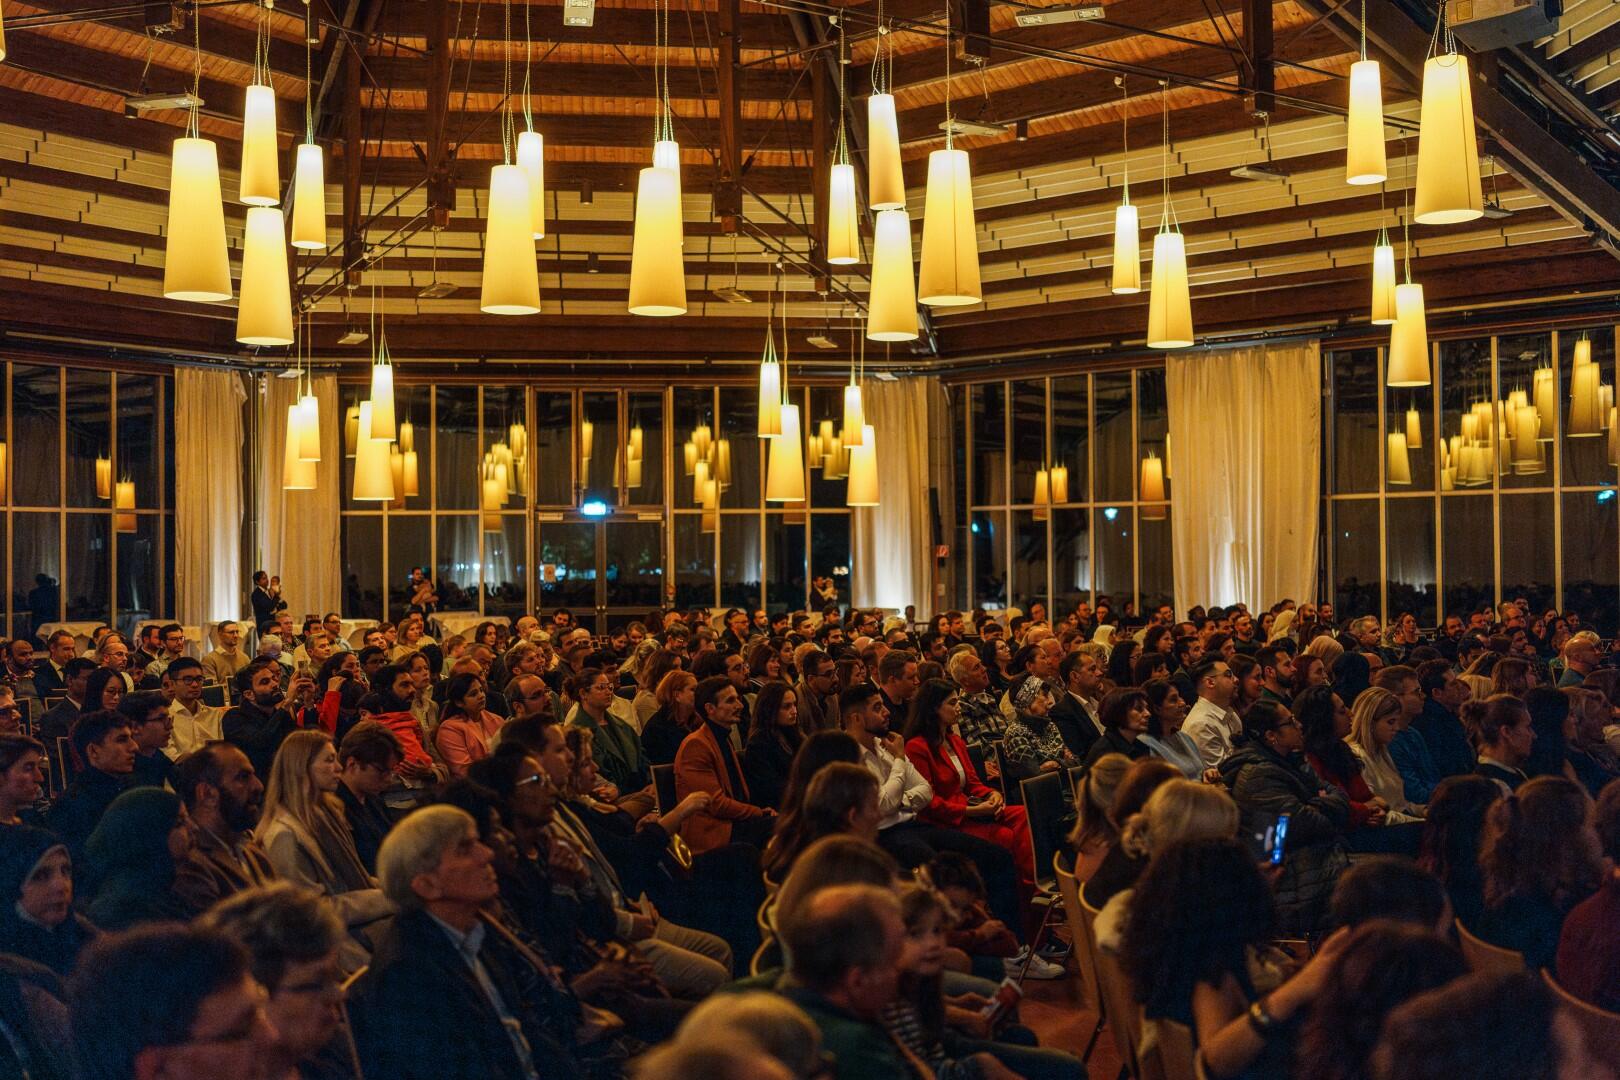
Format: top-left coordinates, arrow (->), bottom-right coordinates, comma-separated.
115,481 -> 137,533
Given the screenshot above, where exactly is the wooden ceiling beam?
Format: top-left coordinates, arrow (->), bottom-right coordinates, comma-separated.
10,0 -> 306,76
0,83 -> 244,168
381,3 -> 790,51
360,54 -> 807,99
352,154 -> 809,194
356,108 -> 811,151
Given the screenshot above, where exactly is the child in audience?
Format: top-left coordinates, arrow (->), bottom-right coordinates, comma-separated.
927,851 -> 1019,983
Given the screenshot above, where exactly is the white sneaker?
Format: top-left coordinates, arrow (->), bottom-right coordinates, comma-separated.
1005,949 -> 1066,980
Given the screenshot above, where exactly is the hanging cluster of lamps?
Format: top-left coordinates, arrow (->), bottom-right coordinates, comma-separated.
1030,461 -> 1069,521
346,286 -> 400,501
88,450 -> 137,531
482,418 -> 528,532
762,278 -> 807,502
616,420 -> 647,490
282,314 -> 323,491
683,420 -> 730,531
1111,79 -> 1141,296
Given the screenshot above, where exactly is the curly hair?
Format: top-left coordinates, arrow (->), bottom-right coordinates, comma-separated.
1370,971 -> 1560,1080
1296,921 -> 1467,1080
1119,838 -> 1273,1021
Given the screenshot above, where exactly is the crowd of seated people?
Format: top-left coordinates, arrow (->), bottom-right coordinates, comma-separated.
0,592 -> 1618,1079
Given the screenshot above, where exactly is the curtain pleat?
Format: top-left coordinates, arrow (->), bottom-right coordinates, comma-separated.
257,375 -> 341,620
851,376 -> 941,614
175,367 -> 247,625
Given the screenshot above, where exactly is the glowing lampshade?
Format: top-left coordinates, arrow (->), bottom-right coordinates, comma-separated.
1387,283 -> 1430,386
716,439 -> 733,486
828,162 -> 860,265
1513,405 -> 1541,465
368,355 -> 396,443
0,11 -> 6,63
1405,407 -> 1423,450
1569,358 -> 1604,436
0,444 -> 8,503
480,164 -> 541,315
389,446 -> 407,505
867,94 -> 905,211
1387,431 -> 1412,484
163,137 -> 232,301
1415,53 -> 1483,225
1371,241 -> 1397,325
115,481 -> 137,533
1533,368 -> 1556,440
297,392 -> 320,461
765,403 -> 806,502
628,166 -> 686,316
847,424 -> 879,506
867,209 -> 918,342
1051,464 -> 1070,503
628,425 -> 644,461
654,138 -> 682,197
825,431 -> 846,480
1575,336 -> 1593,367
236,207 -> 294,346
843,384 -> 865,447
918,148 -> 981,307
398,421 -> 415,454
403,450 -> 420,497
683,440 -> 697,476
1111,202 -> 1141,294
344,405 -> 360,457
239,84 -> 280,206
283,405 -> 316,490
1140,453 -> 1166,519
758,353 -> 782,439
516,130 -> 546,239
1146,230 -> 1193,349
352,402 -> 395,501
1032,469 -> 1050,521
580,420 -> 594,461
291,143 -> 327,249
694,459 -> 711,501
508,422 -> 526,458
1610,407 -> 1619,466
1345,59 -> 1387,185
694,423 -> 712,461
95,457 -> 111,500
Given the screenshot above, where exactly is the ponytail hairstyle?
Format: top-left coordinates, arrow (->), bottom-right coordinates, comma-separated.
1480,775 -> 1605,908
1460,693 -> 1529,753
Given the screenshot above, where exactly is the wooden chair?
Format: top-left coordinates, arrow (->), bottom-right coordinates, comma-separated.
1137,1018 -> 1199,1080
1053,850 -> 1107,1063
1455,919 -> 1526,975
650,764 -> 677,814
1082,892 -> 1145,1079
1543,970 -> 1620,1065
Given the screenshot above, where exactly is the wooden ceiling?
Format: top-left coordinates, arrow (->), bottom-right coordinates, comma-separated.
1,0 -> 1619,372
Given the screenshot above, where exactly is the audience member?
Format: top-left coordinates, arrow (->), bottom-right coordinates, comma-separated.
45,709 -> 135,860
675,675 -> 775,852
334,721 -> 402,874
1181,659 -> 1241,768
434,671 -> 504,777
0,732 -> 46,825
84,786 -> 198,930
172,741 -> 277,910
639,669 -> 697,766
1345,687 -> 1425,824
1001,676 -> 1078,782
1326,856 -> 1449,931
164,656 -> 223,758
1418,773 -> 1500,930
120,691 -> 175,791
1466,694 -> 1536,794
745,681 -> 804,811
1066,752 -> 1130,881
1411,659 -> 1475,780
1079,758 -> 1180,910
0,825 -> 95,976
1085,686 -> 1153,766
1555,777 -> 1620,1011
223,659 -> 301,783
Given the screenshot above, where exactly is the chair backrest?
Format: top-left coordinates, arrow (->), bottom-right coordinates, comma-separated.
1020,771 -> 1066,891
1455,918 -> 1526,976
965,740 -> 988,781
1090,916 -> 1145,1078
1053,850 -> 1102,1012
994,742 -> 1022,805
200,683 -> 228,709
1138,1018 -> 1199,1080
651,763 -> 677,814
1543,969 -> 1620,1064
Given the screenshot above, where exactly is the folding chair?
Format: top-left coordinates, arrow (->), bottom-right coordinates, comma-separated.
1544,969 -> 1620,1065
1083,892 -> 1146,1079
1053,850 -> 1107,1063
1017,771 -> 1073,973
651,763 -> 678,814
995,742 -> 1022,805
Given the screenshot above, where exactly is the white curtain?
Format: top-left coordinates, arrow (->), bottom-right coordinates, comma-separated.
852,375 -> 941,614
175,367 -> 247,626
257,374 -> 342,619
1164,342 -> 1321,613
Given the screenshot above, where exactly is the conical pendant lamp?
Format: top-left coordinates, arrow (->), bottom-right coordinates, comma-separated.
1387,431 -> 1412,484
759,281 -> 783,438
291,143 -> 327,249
239,83 -> 280,206
868,94 -> 905,211
654,139 -> 682,207
1405,406 -> 1423,451
843,383 -> 865,447
828,163 -> 860,265
480,163 -> 542,314
1111,80 -> 1141,294
847,424 -> 879,506
163,136 -> 232,301
1345,56 -> 1387,185
628,164 -> 686,315
1387,283 -> 1430,386
919,146 -> 981,306
369,335 -> 396,443
1140,454 -> 1167,519
868,209 -> 919,341
236,207 -> 294,346
283,404 -> 316,491
517,131 -> 546,239
352,402 -> 395,501
1415,44 -> 1482,224
297,389 -> 320,461
765,403 -> 806,502
1146,85 -> 1192,349
1371,234 -> 1397,325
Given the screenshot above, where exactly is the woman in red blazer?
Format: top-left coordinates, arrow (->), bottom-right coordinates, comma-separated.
904,678 -> 1035,886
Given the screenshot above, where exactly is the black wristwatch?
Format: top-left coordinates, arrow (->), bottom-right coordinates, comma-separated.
1246,998 -> 1278,1037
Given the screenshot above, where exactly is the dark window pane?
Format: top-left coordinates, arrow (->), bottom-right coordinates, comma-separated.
116,374 -> 160,509
1331,499 -> 1380,621
1559,328 -> 1613,487
581,393 -> 618,507
718,388 -> 759,509
342,516 -> 384,619
387,516 -> 431,618
483,386 -> 527,511
1051,508 -> 1091,616
1094,504 -> 1132,612
673,388 -> 712,510
970,383 -> 1005,506
1441,495 -> 1494,621
435,516 -> 480,612
1010,380 -> 1045,504
1052,375 -> 1089,505
720,514 -> 761,609
115,514 -> 159,636
808,385 -> 845,509
1501,332 -> 1552,490
1330,349 -> 1379,495
163,375 -> 176,511
1438,339 -> 1492,493
1138,369 -> 1170,505
531,392 -> 573,506
65,514 -> 110,622
434,386 -> 479,511
1499,493 -> 1555,615
766,514 -> 806,612
1094,373 -> 1133,503
1011,511 -> 1046,614
626,391 -> 665,508
673,514 -> 714,610
538,522 -> 596,613
162,513 -> 175,620
1385,360 -> 1433,493
1139,510 -> 1173,614
13,513 -> 59,636
605,521 -> 662,611
971,511 -> 1005,608
811,513 -> 851,610
1563,491 -> 1618,635
13,365 -> 60,508
486,516 -> 527,618
1386,498 -> 1437,625
65,369 -> 109,509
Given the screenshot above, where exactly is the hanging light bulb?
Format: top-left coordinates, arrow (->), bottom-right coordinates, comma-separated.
517,131 -> 546,240
918,146 -> 981,306
291,143 -> 327,249
627,164 -> 686,315
480,164 -> 542,314
1146,84 -> 1192,349
352,402 -> 395,501
1387,283 -> 1430,386
1140,453 -> 1166,519
867,95 -> 905,211
847,424 -> 879,506
1371,233 -> 1397,325
758,306 -> 783,439
1387,431 -> 1413,484
1345,52 -> 1387,184
236,207 -> 294,346
1111,79 -> 1141,294
239,83 -> 280,206
868,209 -> 919,341
1405,406 -> 1423,450
297,389 -> 320,462
163,137 -> 232,301
1415,12 -> 1483,225
1032,469 -> 1050,522
95,457 -> 112,501
765,403 -> 806,502
397,421 -> 415,454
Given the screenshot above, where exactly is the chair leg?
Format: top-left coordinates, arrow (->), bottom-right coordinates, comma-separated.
1080,1013 -> 1105,1064
1015,900 -> 1062,982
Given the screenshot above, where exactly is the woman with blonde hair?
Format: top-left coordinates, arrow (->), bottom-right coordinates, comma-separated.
634,647 -> 683,730
1346,688 -> 1426,824
1489,656 -> 1534,700
258,729 -> 392,964
1066,752 -> 1131,881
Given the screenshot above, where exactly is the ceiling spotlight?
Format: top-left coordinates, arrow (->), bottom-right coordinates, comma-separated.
1013,5 -> 1105,26
579,180 -> 594,205
1481,200 -> 1514,219
1015,118 -> 1029,142
336,325 -> 369,346
586,252 -> 601,273
1229,163 -> 1288,182
713,284 -> 752,304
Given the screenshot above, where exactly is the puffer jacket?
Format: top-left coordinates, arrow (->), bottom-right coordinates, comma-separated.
1219,737 -> 1351,934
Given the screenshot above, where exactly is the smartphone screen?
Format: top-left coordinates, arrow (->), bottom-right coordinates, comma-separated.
1244,812 -> 1283,864
1270,813 -> 1290,864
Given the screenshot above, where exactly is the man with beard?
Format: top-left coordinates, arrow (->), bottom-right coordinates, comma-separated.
223,658 -> 306,781
173,741 -> 277,910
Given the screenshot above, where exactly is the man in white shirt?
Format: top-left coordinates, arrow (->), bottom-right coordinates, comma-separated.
1182,658 -> 1242,768
163,657 -> 223,758
844,684 -> 932,833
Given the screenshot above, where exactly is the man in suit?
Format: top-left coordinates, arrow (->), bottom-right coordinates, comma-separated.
674,676 -> 775,853
31,630 -> 76,701
37,657 -> 95,746
351,804 -> 574,1080
1049,649 -> 1105,759
249,570 -> 285,635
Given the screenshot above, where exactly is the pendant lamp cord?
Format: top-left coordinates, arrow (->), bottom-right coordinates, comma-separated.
1158,80 -> 1176,232
835,22 -> 849,167
500,0 -> 514,164
1427,0 -> 1454,60
1401,134 -> 1412,282
1359,0 -> 1367,60
187,0 -> 202,138
871,0 -> 891,95
304,8 -> 314,143
942,0 -> 952,149
522,0 -> 534,133
1119,77 -> 1129,205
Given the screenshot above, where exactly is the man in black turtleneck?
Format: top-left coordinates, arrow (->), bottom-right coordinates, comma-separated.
45,709 -> 135,861
222,659 -> 303,782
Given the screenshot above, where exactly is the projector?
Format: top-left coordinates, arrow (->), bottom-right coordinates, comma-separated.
1014,5 -> 1105,26
806,335 -> 838,349
940,117 -> 1008,137
1449,0 -> 1559,50
125,91 -> 204,113
1230,163 -> 1288,182
562,0 -> 595,27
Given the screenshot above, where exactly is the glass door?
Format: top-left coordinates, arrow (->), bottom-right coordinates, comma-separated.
538,517 -> 665,632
